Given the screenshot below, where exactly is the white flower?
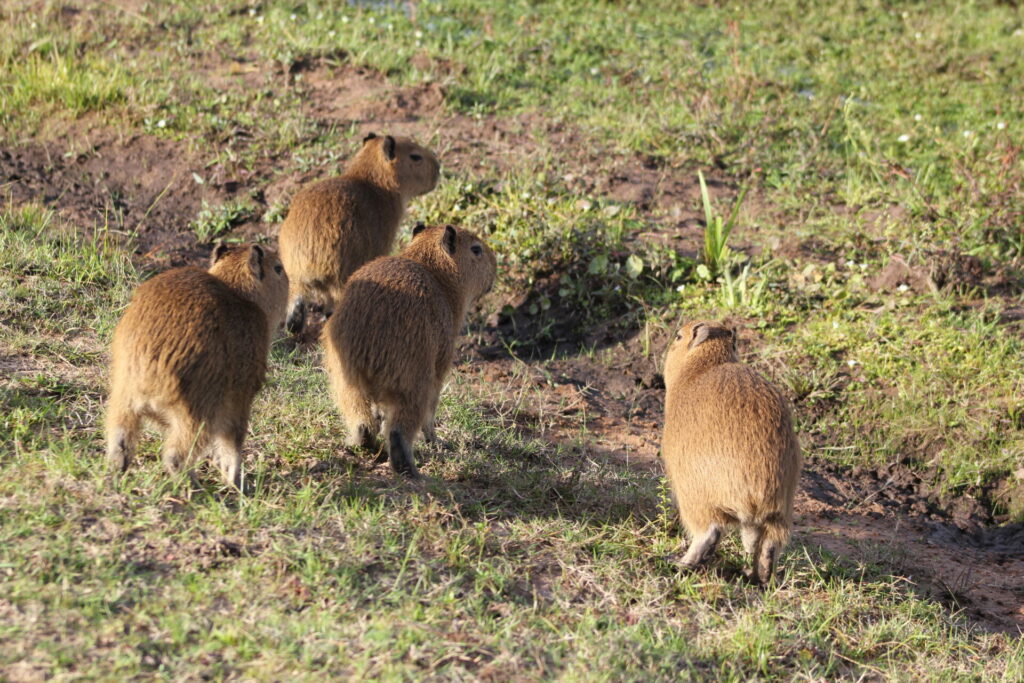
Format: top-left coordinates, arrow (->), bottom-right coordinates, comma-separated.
997,121 -> 1007,130
341,16 -> 349,23
914,113 -> 922,122
1015,28 -> 1023,37
832,320 -> 839,329
415,30 -> 423,39
897,134 -> 910,143
846,359 -> 859,368
290,13 -> 297,21
963,130 -> 973,138
915,32 -> 922,39
845,260 -> 856,267
897,283 -> 909,292
248,7 -> 256,16
676,284 -> 686,292
156,119 -> 166,128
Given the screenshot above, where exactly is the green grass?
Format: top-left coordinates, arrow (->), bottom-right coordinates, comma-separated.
2,0 -> 1024,678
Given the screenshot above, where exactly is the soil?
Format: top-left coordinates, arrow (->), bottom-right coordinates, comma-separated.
3,58 -> 1021,634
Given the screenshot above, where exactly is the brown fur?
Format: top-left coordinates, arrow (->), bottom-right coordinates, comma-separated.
105,244 -> 289,488
661,320 -> 802,584
278,133 -> 441,334
323,224 -> 496,478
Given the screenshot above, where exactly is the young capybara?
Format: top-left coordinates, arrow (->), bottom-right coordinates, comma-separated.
277,132 -> 441,336
323,223 -> 496,478
661,321 -> 802,584
105,243 -> 289,488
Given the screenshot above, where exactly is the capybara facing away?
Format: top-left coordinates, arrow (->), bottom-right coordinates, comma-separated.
106,243 -> 289,488
661,321 -> 802,584
323,224 -> 496,478
278,133 -> 441,336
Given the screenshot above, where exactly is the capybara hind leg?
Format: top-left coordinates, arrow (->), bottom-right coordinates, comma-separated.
387,429 -> 419,479
340,390 -> 377,449
421,387 -> 443,444
161,417 -> 203,482
213,432 -> 244,490
383,403 -> 425,478
105,404 -> 140,474
753,518 -> 789,585
325,353 -> 378,451
680,524 -> 722,570
285,297 -> 306,336
740,523 -> 760,555
754,540 -> 779,586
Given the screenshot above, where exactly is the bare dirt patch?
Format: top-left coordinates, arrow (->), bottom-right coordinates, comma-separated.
2,133 -> 211,267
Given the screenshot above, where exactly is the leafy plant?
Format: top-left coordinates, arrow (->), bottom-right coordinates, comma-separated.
698,170 -> 748,280
190,200 -> 254,243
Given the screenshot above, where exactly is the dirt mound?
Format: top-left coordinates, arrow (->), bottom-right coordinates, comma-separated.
0,133 -> 238,267
869,250 -> 1010,295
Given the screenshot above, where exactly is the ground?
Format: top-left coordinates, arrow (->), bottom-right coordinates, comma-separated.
1,1 -> 1023,679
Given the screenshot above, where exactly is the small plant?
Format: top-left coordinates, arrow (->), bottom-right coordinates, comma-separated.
698,170 -> 748,280
719,263 -> 769,311
262,201 -> 289,225
190,200 -> 253,243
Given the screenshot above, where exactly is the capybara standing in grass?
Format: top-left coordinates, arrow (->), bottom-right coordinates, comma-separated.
323,224 -> 496,478
278,133 -> 441,336
661,321 -> 802,584
106,243 -> 289,489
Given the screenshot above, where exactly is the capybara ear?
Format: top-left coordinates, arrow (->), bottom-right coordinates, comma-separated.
412,222 -> 427,237
363,132 -> 378,144
211,242 -> 230,266
249,244 -> 265,280
688,322 -> 731,350
441,225 -> 457,255
688,322 -> 709,350
383,135 -> 396,160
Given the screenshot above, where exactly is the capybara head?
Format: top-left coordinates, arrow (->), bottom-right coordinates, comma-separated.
410,223 -> 496,304
209,243 -> 290,329
664,320 -> 738,384
358,132 -> 440,198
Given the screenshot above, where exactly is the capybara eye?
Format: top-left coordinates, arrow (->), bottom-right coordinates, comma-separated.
274,264 -> 283,275
471,244 -> 482,255
410,153 -> 423,162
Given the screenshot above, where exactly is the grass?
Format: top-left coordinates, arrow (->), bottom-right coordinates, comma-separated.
2,0 -> 1024,678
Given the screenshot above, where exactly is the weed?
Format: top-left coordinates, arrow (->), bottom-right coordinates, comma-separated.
190,200 -> 255,243
698,170 -> 748,280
